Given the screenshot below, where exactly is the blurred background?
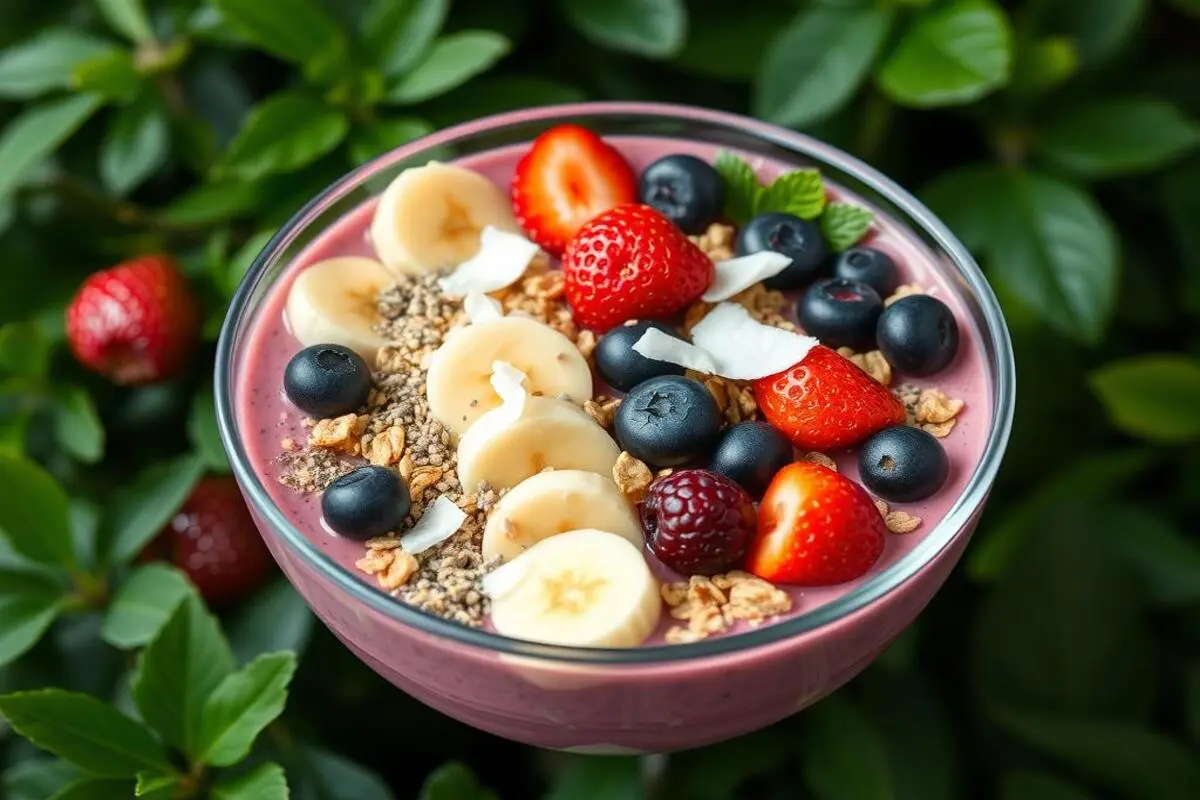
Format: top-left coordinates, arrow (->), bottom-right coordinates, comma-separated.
1,0 -> 1199,798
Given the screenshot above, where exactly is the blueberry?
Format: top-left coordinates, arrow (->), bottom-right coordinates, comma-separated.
284,344 -> 372,418
859,425 -> 949,503
708,421 -> 794,498
735,212 -> 828,290
321,466 -> 411,540
833,246 -> 899,297
614,375 -> 722,468
876,295 -> 959,376
797,277 -> 883,351
639,155 -> 724,234
595,321 -> 687,392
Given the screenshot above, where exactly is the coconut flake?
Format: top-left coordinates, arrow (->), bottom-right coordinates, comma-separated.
490,360 -> 528,424
632,327 -> 719,374
438,226 -> 540,297
701,252 -> 792,302
399,496 -> 466,555
481,555 -> 530,598
464,291 -> 504,324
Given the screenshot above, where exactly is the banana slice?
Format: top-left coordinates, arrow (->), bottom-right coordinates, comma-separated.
427,316 -> 592,436
489,529 -> 662,648
483,470 -> 643,562
457,396 -> 620,493
369,162 -> 520,276
283,256 -> 394,362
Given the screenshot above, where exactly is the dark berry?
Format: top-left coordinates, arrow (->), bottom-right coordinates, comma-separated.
833,247 -> 899,297
284,344 -> 372,418
594,320 -> 686,393
876,295 -> 959,376
640,469 -> 756,575
735,212 -> 828,290
639,154 -> 724,234
709,421 -> 794,498
321,466 -> 411,540
859,425 -> 949,502
798,277 -> 883,351
614,375 -> 721,468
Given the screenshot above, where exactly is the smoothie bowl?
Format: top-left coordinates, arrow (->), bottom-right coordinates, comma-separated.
215,103 -> 1014,752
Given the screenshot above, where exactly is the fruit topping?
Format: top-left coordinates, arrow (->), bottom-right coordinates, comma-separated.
833,246 -> 899,297
322,465 -> 411,541
464,291 -> 504,323
595,321 -> 686,393
563,204 -> 714,332
614,375 -> 722,468
754,345 -> 906,451
283,343 -> 371,418
712,150 -> 826,225
436,225 -> 540,297
858,425 -> 950,503
639,154 -> 725,234
876,295 -> 960,376
641,469 -> 757,576
797,277 -> 884,351
821,203 -> 876,253
745,461 -> 886,586
701,251 -> 792,302
66,255 -> 199,386
511,124 -> 638,257
284,256 -> 393,363
735,212 -> 828,290
399,495 -> 467,554
709,421 -> 795,498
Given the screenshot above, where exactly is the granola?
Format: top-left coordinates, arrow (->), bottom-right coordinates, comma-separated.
872,497 -> 922,534
836,347 -> 892,387
613,451 -> 653,504
896,384 -> 965,439
662,572 -> 792,644
688,222 -> 735,262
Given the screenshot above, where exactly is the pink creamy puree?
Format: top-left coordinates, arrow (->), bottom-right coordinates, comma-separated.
236,136 -> 992,647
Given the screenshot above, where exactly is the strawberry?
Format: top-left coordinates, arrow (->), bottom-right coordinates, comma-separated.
65,255 -> 199,386
141,476 -> 273,605
563,204 -> 714,332
511,124 -> 638,256
753,345 -> 905,451
745,461 -> 886,585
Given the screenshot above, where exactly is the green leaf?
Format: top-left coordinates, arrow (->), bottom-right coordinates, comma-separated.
862,671 -> 956,800
1038,99 -> 1200,178
0,94 -> 104,202
424,76 -> 585,128
218,92 -> 349,181
131,594 -> 235,755
196,652 -> 296,766
992,707 -> 1200,800
1162,157 -> 1200,316
50,778 -> 134,800
160,180 -> 262,225
386,31 -> 510,105
877,0 -> 1012,108
0,455 -> 76,567
0,689 -> 170,777
544,757 -> 638,800
1010,37 -> 1078,97
96,0 -> 155,43
188,388 -> 230,472
293,745 -> 394,800
100,563 -> 195,649
100,95 -> 170,196
0,29 -> 114,99
228,580 -> 313,665
220,229 -> 275,299
135,772 -> 181,799
663,732 -> 792,799
998,770 -> 1094,800
821,203 -> 875,252
713,150 -> 762,226
3,760 -> 82,800
348,117 -> 435,166
104,453 -> 205,564
674,6 -> 794,81
1089,355 -> 1200,443
758,169 -> 825,220
0,562 -> 66,666
560,0 -> 686,59
52,386 -> 104,464
71,50 -> 143,101
0,321 -> 50,377
212,763 -> 288,800
1047,0 -> 1145,64
362,0 -> 449,78
213,0 -> 345,67
1102,507 -> 1200,606
801,694 -> 892,800
420,761 -> 498,800
754,6 -> 894,128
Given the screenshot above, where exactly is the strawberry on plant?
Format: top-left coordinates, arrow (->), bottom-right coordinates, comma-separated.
65,255 -> 199,386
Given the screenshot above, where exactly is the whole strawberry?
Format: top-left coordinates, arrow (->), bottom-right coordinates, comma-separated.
563,204 -> 714,333
66,255 -> 199,385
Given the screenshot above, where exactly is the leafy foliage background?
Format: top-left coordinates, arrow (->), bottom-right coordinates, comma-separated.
2,0 -> 1200,797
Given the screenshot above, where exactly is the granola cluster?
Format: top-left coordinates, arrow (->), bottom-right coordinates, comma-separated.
661,572 -> 792,644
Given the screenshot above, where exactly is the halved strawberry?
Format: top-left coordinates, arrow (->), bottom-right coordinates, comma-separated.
511,124 -> 638,257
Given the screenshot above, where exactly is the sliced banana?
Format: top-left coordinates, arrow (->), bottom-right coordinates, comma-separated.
426,316 -> 592,436
489,529 -> 662,648
483,470 -> 643,563
369,162 -> 520,276
457,396 -> 620,493
283,256 -> 393,362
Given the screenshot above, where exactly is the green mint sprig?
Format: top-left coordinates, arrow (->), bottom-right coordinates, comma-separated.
821,203 -> 876,252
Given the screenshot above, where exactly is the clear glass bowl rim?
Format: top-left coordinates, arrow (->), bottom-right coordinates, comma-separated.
215,101 -> 1016,665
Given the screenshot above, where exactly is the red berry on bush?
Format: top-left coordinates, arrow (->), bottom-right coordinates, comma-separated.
640,469 -> 757,576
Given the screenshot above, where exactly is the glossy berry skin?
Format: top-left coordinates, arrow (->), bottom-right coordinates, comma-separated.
321,466 -> 411,541
859,425 -> 949,502
708,421 -> 794,498
641,469 -> 757,575
735,212 -> 828,290
563,204 -> 714,332
754,345 -> 906,451
833,246 -> 899,297
876,295 -> 960,376
594,321 -> 686,392
284,344 -> 372,418
65,255 -> 199,385
745,462 -> 886,586
638,154 -> 724,234
797,277 -> 883,351
614,375 -> 722,468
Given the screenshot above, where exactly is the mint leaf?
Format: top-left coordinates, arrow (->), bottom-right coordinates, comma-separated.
0,94 -> 104,202
821,203 -> 875,252
52,385 -> 104,464
800,695 -> 892,800
1038,98 -> 1200,178
188,388 -> 230,472
212,762 -> 288,800
0,562 -> 66,666
50,779 -> 133,800
0,29 -> 113,99
0,455 -> 76,567
213,0 -> 345,68
0,689 -> 170,777
293,745 -> 393,800
421,762 -> 498,800
131,594 -> 235,755
100,95 -> 169,196
362,0 -> 449,78
713,150 -> 762,226
3,759 -> 82,800
228,580 -> 313,664
104,453 -> 205,564
1089,355 -> 1200,443
561,0 -> 686,59
348,116 -> 434,166
386,31 -> 510,105
758,169 -> 825,220
96,0 -> 155,44
100,564 -> 195,649
196,652 -> 296,766
218,92 -> 349,181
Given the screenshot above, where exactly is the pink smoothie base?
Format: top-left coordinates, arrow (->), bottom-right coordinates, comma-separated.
221,104 -> 1009,752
